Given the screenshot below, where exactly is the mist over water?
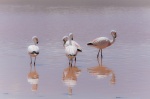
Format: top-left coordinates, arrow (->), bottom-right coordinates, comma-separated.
0,1 -> 150,99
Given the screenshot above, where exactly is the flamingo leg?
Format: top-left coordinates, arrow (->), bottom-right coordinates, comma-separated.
74,57 -> 76,66
30,56 -> 32,65
71,59 -> 73,67
68,58 -> 71,66
97,49 -> 100,59
101,49 -> 103,58
97,49 -> 100,65
100,55 -> 102,66
30,62 -> 32,71
34,57 -> 36,66
75,57 -> 76,62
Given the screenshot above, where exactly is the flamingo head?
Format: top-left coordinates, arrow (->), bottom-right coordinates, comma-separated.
111,30 -> 117,38
32,36 -> 39,44
69,33 -> 73,40
62,36 -> 69,45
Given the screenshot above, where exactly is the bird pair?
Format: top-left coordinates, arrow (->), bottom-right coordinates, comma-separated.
28,30 -> 117,66
62,33 -> 82,66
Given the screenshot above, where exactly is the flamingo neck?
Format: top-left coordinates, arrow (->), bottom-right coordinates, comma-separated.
33,40 -> 38,45
69,37 -> 72,45
110,37 -> 115,46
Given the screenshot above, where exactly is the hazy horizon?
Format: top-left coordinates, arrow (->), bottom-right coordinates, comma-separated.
0,0 -> 150,7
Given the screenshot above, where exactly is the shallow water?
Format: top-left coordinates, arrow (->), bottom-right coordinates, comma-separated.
0,4 -> 150,99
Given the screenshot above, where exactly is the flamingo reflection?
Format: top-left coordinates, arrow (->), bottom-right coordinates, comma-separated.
27,64 -> 39,91
87,58 -> 116,84
62,65 -> 81,95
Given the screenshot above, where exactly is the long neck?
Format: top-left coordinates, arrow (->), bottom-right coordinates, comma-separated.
110,36 -> 115,46
33,39 -> 38,45
69,37 -> 72,45
34,42 -> 37,45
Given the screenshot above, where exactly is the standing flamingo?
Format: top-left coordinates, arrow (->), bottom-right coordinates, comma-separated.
87,30 -> 117,59
63,33 -> 82,52
65,34 -> 78,66
28,36 -> 39,66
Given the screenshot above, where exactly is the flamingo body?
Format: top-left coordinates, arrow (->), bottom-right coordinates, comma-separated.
28,45 -> 39,57
65,40 -> 82,52
65,45 -> 78,60
87,37 -> 111,49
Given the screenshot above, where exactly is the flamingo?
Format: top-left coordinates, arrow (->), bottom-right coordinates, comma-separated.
65,34 -> 78,66
28,36 -> 39,66
63,33 -> 82,52
87,30 -> 117,59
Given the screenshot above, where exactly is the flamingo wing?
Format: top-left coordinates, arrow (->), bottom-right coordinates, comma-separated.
87,37 -> 110,49
72,41 -> 82,52
28,45 -> 39,54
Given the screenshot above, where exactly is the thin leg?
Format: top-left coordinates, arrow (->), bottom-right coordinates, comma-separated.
74,57 -> 76,66
71,60 -> 73,67
30,62 -> 32,71
34,64 -> 36,71
68,58 -> 71,66
69,61 -> 70,66
30,56 -> 32,64
100,55 -> 102,66
34,57 -> 36,66
97,49 -> 100,59
97,49 -> 100,64
75,57 -> 76,62
101,49 -> 103,59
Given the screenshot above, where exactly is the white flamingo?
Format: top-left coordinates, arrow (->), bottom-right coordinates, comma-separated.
65,34 -> 78,66
28,36 -> 39,66
63,33 -> 82,52
87,30 -> 117,59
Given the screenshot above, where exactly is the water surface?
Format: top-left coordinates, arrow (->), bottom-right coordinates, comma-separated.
0,4 -> 150,99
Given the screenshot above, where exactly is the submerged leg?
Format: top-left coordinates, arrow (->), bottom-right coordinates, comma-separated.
75,57 -> 76,62
70,59 -> 73,67
68,58 -> 71,66
101,49 -> 103,59
97,49 -> 100,63
97,49 -> 100,59
30,62 -> 32,71
34,57 -> 36,66
100,54 -> 102,66
74,57 -> 76,66
69,61 -> 70,66
30,56 -> 32,64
